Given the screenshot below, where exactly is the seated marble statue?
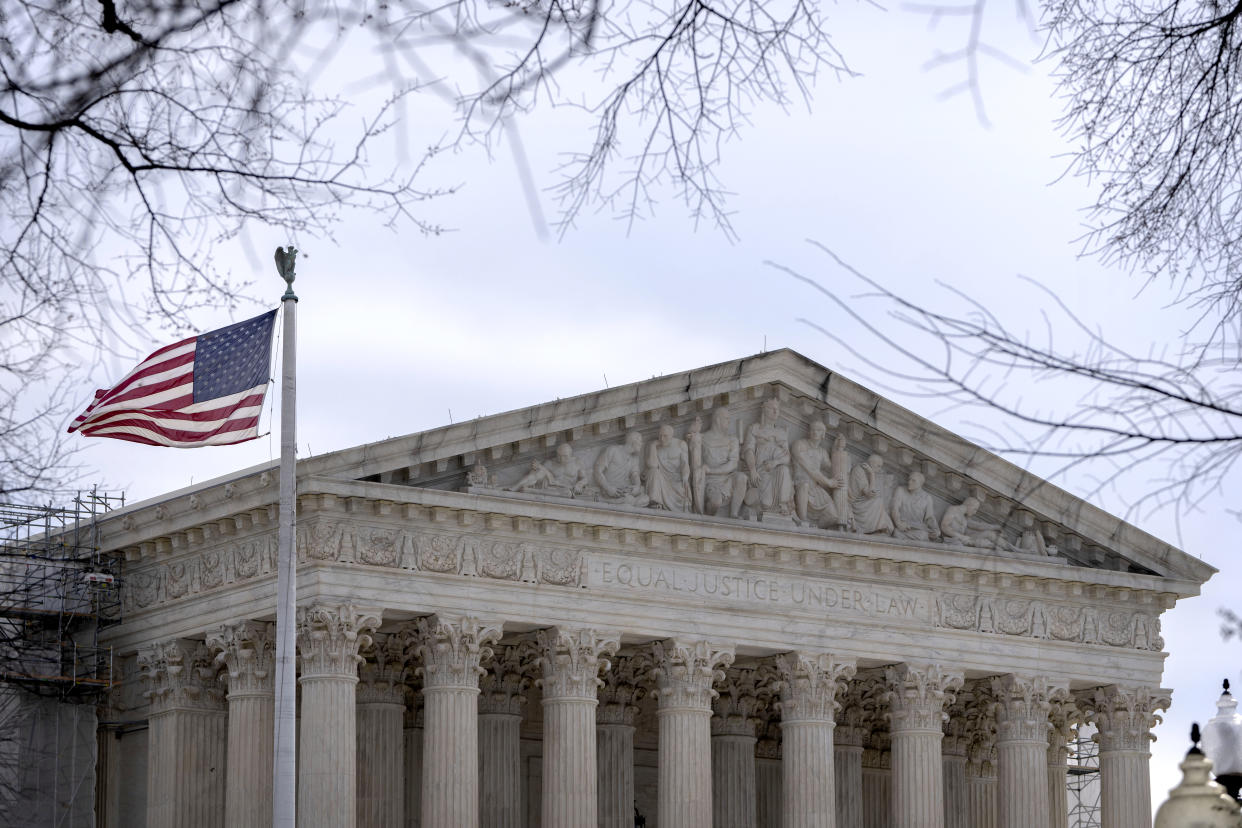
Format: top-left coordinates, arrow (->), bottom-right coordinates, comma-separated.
508,459 -> 555,493
695,408 -> 747,518
1010,528 -> 1049,556
890,471 -> 940,541
848,453 -> 894,535
646,424 -> 691,512
792,421 -> 847,529
940,497 -> 1000,548
743,398 -> 795,516
594,431 -> 649,506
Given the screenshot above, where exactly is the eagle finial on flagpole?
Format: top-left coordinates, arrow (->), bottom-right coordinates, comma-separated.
275,246 -> 298,300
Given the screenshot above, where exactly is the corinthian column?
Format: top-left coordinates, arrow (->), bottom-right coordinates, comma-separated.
478,643 -> 533,828
1079,685 -> 1171,828
139,638 -> 227,828
992,675 -> 1059,828
886,663 -> 963,828
941,702 -> 969,828
776,652 -> 856,828
1046,697 -> 1077,828
598,654 -> 648,828
712,666 -> 766,828
860,734 -> 891,828
409,614 -> 502,828
963,680 -> 998,828
537,627 -> 619,828
835,678 -> 875,828
652,639 -> 735,828
207,621 -> 275,828
297,603 -> 381,828
404,692 -> 423,828
357,634 -> 408,828
756,720 -> 783,828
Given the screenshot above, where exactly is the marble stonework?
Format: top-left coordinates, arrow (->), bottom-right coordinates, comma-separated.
94,350 -> 1211,828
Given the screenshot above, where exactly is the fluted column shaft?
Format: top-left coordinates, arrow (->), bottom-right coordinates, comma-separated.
297,605 -> 381,828
712,666 -> 764,828
777,652 -> 855,828
886,664 -> 963,828
140,638 -> 227,828
1047,751 -> 1067,828
834,743 -> 864,828
479,643 -> 533,828
538,628 -> 618,828
478,713 -> 522,827
756,729 -> 783,828
993,676 -> 1056,828
597,653 -> 646,828
404,706 -> 423,828
653,639 -> 735,828
411,615 -> 502,828
860,748 -> 891,828
966,770 -> 997,828
1082,685 -> 1169,828
943,753 -> 967,828
357,683 -> 405,828
208,621 -> 277,828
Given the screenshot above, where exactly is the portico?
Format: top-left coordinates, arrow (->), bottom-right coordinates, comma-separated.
95,350 -> 1211,827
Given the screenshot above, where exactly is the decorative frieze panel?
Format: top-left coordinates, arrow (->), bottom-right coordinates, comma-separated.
935,594 -> 1162,651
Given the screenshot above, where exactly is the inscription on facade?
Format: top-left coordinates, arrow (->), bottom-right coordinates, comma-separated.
589,557 -> 933,623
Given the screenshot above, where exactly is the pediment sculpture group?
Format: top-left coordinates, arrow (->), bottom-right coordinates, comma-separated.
468,399 -> 1049,556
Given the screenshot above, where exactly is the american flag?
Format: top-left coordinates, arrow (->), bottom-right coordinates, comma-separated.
68,310 -> 278,447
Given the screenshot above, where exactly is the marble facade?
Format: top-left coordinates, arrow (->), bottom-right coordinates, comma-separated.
94,350 -> 1213,827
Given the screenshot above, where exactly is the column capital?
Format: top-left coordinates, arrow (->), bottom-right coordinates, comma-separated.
992,674 -> 1066,744
480,642 -> 536,714
1048,693 -> 1081,765
712,665 -> 771,736
139,637 -> 224,713
358,632 -> 409,704
775,651 -> 856,723
407,614 -> 503,689
651,639 -> 735,711
207,620 -> 275,697
536,626 -> 620,700
296,602 -> 381,679
885,663 -> 963,732
598,652 -> 651,726
1077,684 -> 1171,753
862,729 -> 892,769
837,673 -> 884,747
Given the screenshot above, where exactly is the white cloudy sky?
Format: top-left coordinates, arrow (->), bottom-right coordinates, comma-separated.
67,0 -> 1237,807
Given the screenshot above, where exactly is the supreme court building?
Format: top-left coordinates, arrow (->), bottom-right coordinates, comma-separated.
95,350 -> 1215,828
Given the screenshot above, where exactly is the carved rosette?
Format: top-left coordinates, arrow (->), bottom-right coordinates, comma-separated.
296,603 -> 382,679
357,633 -> 409,705
479,642 -> 536,715
139,638 -> 225,713
1079,684 -> 1171,753
536,627 -> 620,701
651,639 -> 735,711
1048,695 -> 1080,765
206,620 -> 275,697
884,663 -> 964,732
991,675 -> 1061,744
408,614 -> 503,690
598,653 -> 651,726
774,652 -> 857,723
711,666 -> 770,737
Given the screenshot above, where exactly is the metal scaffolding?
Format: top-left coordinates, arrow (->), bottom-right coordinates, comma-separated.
0,490 -> 124,827
1068,723 -> 1102,828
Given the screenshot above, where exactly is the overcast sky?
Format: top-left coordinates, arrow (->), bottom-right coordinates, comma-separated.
67,0 -> 1236,808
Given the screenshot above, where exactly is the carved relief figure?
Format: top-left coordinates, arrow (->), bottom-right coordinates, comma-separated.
467,461 -> 496,487
940,497 -> 1000,548
686,416 -> 704,513
792,420 -> 847,529
890,471 -> 940,541
696,408 -> 747,518
509,443 -> 590,497
848,453 -> 894,535
594,431 -> 649,506
743,398 -> 795,516
1011,528 -> 1049,556
646,424 -> 691,512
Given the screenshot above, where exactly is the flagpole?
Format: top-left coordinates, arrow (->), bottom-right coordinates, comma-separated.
274,246 -> 298,828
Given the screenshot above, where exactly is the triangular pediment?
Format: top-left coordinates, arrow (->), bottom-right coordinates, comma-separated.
297,350 -> 1214,584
